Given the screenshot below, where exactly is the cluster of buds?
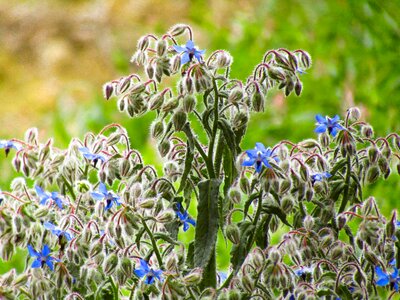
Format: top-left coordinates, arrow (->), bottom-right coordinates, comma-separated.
0,24 -> 399,299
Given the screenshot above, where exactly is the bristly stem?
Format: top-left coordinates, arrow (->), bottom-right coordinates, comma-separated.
208,78 -> 220,179
339,155 -> 352,213
141,217 -> 163,268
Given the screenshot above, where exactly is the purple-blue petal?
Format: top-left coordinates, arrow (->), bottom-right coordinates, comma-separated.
181,52 -> 190,65
46,260 -> 55,271
91,192 -> 105,201
315,114 -> 326,124
28,245 -> 39,258
183,222 -> 189,232
315,124 -> 327,134
31,259 -> 42,268
185,40 -> 195,49
42,245 -> 51,256
255,142 -> 266,152
241,159 -> 256,167
173,45 -> 186,53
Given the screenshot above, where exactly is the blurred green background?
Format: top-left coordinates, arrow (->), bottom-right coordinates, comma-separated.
1,0 -> 399,275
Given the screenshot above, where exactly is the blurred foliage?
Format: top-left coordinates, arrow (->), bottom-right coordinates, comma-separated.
1,0 -> 400,274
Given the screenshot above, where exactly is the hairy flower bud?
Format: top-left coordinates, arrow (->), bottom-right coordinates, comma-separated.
156,39 -> 167,57
348,107 -> 361,121
158,140 -> 171,157
169,24 -> 187,36
267,67 -> 285,81
228,187 -> 242,205
303,215 -> 314,231
103,253 -> 118,275
137,36 -> 150,51
182,95 -> 196,113
150,120 -> 165,140
172,111 -> 187,132
228,87 -> 243,104
294,79 -> 302,96
251,89 -> 265,112
226,223 -> 241,244
103,82 -> 114,100
361,125 -> 374,138
281,195 -> 294,213
156,209 -> 175,223
366,166 -> 380,184
183,268 -> 203,285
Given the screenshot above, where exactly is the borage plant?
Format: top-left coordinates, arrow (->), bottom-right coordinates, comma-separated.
0,24 -> 400,300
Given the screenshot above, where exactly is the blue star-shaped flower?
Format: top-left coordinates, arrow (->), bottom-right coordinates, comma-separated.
91,183 -> 122,211
134,259 -> 163,284
294,266 -> 314,277
242,142 -> 279,173
35,186 -> 64,209
0,140 -> 21,157
375,261 -> 400,291
311,172 -> 332,183
176,203 -> 196,232
79,147 -> 106,167
27,244 -> 59,271
173,40 -> 205,65
44,221 -> 73,241
314,114 -> 345,137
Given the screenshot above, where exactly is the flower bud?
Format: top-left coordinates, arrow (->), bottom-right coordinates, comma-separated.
366,166 -> 380,184
89,242 -> 103,258
394,136 -> 400,151
182,95 -> 196,113
241,274 -> 254,293
268,248 -> 281,264
367,146 -> 379,163
300,51 -> 312,68
172,111 -> 187,132
303,215 -> 314,231
150,120 -> 165,140
120,257 -> 133,277
162,97 -> 179,113
251,90 -> 265,112
137,36 -> 150,51
103,253 -> 119,275
226,223 -> 241,244
149,93 -> 165,111
138,198 -> 155,209
228,187 -> 242,205
318,132 -> 330,148
294,79 -> 302,96
156,39 -> 167,56
169,24 -> 187,36
158,140 -> 171,157
239,177 -> 250,194
117,97 -> 127,112
228,87 -> 243,104
103,82 -> 114,100
232,111 -> 248,130
281,195 -> 294,214
348,107 -> 361,121
361,125 -> 374,138
267,67 -> 285,81
156,209 -> 175,223
25,127 -> 38,145
279,178 -> 291,195
299,164 -> 309,182
378,157 -> 390,179
183,268 -> 203,285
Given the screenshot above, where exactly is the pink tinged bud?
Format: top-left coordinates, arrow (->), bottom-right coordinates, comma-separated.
103,83 -> 114,100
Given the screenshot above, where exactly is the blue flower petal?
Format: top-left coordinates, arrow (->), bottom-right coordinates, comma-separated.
181,52 -> 190,65
42,245 -> 51,256
173,45 -> 186,53
242,159 -> 256,167
28,245 -> 39,257
44,221 -> 56,231
183,222 -> 189,232
46,260 -> 55,271
31,259 -> 42,268
315,114 -> 326,123
255,142 -> 266,152
91,192 -> 105,201
185,40 -> 195,49
315,124 -> 327,134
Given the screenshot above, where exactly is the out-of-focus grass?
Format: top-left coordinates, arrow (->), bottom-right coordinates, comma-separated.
1,0 -> 400,274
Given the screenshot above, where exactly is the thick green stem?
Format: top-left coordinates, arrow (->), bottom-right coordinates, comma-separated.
141,217 -> 163,268
339,155 -> 352,213
207,78 -> 220,178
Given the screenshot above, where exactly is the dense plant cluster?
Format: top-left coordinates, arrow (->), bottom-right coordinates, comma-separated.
0,24 -> 400,299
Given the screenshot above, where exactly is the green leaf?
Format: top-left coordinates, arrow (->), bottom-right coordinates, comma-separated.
255,215 -> 271,248
177,141 -> 194,193
218,118 -> 239,157
153,232 -> 180,245
194,179 -> 221,287
262,204 -> 292,227
230,220 -> 255,273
